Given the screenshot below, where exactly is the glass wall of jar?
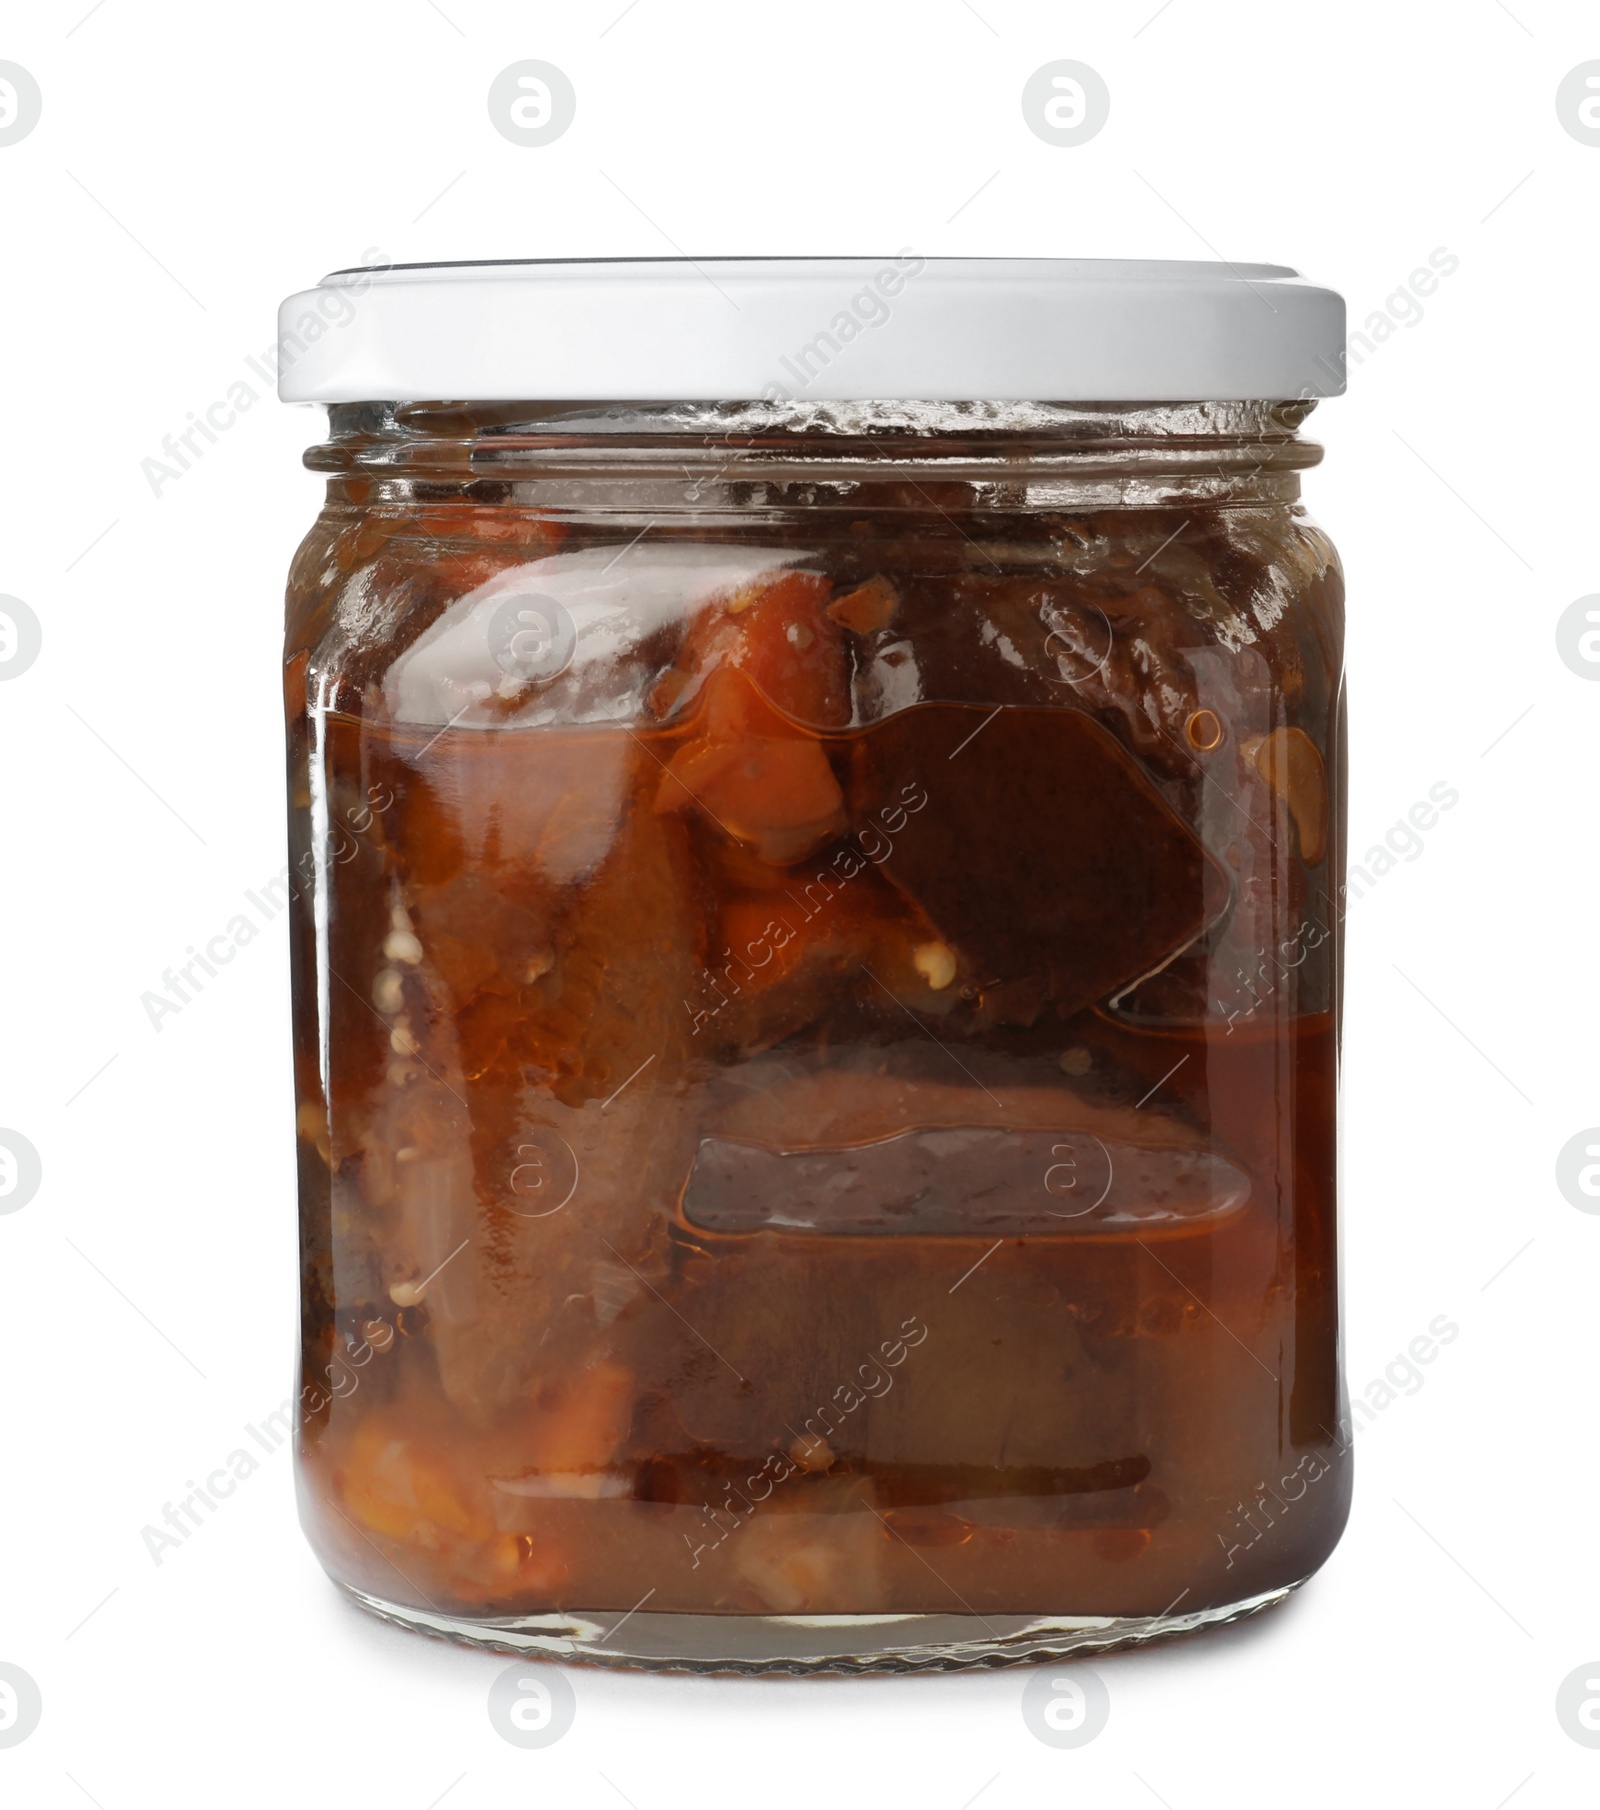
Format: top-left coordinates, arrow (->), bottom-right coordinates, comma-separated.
279,261 -> 1349,1672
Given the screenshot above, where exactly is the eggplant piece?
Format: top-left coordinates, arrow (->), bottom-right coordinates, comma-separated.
362,734 -> 707,1426
850,704 -> 1229,1022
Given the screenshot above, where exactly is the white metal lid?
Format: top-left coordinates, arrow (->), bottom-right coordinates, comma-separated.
276,257 -> 1345,405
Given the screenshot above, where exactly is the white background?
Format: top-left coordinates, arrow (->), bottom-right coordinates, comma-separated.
1,2 -> 1594,1805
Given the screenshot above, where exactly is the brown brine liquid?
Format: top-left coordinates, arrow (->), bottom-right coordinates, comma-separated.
288,496 -> 1348,1621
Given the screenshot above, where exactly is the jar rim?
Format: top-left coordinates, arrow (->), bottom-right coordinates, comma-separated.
306,399 -> 1323,496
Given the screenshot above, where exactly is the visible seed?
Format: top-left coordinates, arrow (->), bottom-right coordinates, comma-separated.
389,1024 -> 414,1056
387,1063 -> 415,1088
1059,1047 -> 1093,1077
373,968 -> 404,1014
396,1146 -> 419,1163
389,1280 -> 426,1308
524,949 -> 554,983
913,941 -> 958,990
383,929 -> 424,964
785,620 -> 814,648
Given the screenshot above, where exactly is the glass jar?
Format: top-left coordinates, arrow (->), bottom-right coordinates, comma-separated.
279,259 -> 1349,1671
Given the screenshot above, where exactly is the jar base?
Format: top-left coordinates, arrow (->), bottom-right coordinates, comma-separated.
338,1579 -> 1304,1674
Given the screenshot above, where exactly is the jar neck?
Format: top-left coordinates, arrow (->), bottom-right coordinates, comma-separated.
308,398 -> 1321,512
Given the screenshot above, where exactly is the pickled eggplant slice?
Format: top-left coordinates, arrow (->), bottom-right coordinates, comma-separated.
681,1124 -> 1249,1237
850,704 -> 1230,1022
696,1066 -> 1248,1241
362,730 -> 708,1425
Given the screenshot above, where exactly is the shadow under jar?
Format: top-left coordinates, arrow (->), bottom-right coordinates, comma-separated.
278,258 -> 1352,1672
